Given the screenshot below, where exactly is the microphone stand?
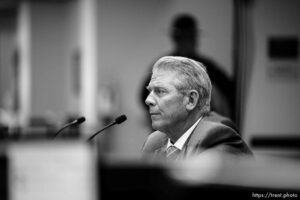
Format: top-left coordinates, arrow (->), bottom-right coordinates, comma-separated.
87,122 -> 116,141
53,122 -> 75,139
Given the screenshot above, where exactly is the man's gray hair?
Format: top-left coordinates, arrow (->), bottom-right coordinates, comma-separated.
152,56 -> 212,114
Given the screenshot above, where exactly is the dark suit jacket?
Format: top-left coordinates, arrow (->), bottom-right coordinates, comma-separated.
142,112 -> 253,160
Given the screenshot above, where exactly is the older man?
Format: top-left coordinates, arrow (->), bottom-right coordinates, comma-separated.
142,56 -> 252,161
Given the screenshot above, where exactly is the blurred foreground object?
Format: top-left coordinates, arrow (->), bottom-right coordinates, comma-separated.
6,141 -> 96,200
100,152 -> 300,200
1,141 -> 299,200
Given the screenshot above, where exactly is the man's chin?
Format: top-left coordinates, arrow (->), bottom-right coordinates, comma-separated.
151,121 -> 159,130
151,121 -> 164,132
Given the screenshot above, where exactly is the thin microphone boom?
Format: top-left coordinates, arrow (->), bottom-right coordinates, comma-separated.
53,117 -> 86,138
87,115 -> 127,141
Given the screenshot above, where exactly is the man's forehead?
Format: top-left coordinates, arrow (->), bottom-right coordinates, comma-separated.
150,70 -> 172,82
151,69 -> 177,78
148,70 -> 179,87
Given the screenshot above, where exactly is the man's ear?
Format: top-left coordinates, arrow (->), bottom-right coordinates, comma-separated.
185,90 -> 199,111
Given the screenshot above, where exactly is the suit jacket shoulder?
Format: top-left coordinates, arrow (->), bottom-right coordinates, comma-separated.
186,112 -> 253,156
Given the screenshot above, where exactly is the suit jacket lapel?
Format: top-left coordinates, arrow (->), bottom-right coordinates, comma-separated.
183,116 -> 209,157
153,135 -> 168,159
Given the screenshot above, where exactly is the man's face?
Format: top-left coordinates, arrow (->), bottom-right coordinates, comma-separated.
145,69 -> 188,133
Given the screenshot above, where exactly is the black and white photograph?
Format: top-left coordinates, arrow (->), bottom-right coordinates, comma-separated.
0,0 -> 299,199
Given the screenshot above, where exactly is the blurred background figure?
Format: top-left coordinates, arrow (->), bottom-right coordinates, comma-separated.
140,14 -> 234,131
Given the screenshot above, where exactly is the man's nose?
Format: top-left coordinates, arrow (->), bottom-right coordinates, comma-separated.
145,92 -> 155,107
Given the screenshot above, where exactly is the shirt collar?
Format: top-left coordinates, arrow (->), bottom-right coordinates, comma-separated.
167,116 -> 203,150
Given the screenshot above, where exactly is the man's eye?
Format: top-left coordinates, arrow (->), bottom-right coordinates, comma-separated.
155,89 -> 166,95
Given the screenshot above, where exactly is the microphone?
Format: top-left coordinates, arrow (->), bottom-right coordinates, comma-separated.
87,114 -> 127,141
53,116 -> 86,138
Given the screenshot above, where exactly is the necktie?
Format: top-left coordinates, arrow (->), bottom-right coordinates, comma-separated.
166,145 -> 180,161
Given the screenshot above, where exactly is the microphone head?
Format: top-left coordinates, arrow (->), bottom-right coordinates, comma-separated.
115,115 -> 127,124
76,116 -> 86,124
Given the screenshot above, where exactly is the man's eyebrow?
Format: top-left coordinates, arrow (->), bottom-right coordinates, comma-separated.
146,85 -> 160,91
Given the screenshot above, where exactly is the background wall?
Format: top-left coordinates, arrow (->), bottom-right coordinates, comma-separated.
16,1 -> 80,126
243,0 -> 300,145
30,2 -> 69,122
